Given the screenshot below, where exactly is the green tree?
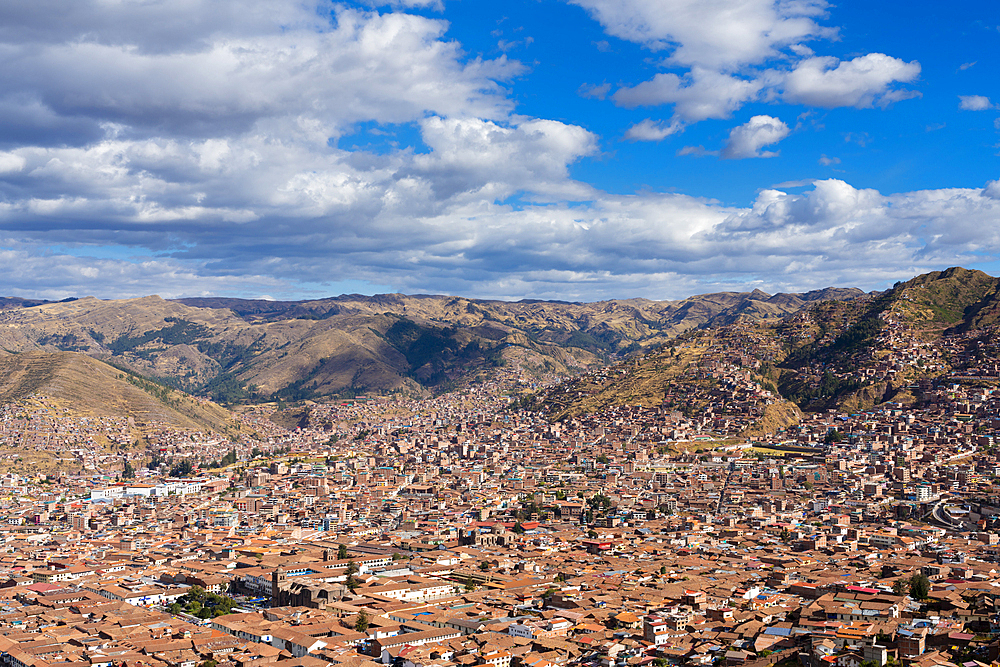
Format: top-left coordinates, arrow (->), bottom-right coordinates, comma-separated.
779,527 -> 791,542
122,460 -> 135,478
345,560 -> 360,592
892,578 -> 908,595
354,610 -> 370,632
170,459 -> 194,477
338,544 -> 348,560
908,572 -> 930,600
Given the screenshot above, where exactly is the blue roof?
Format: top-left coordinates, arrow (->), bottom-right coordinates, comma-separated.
764,627 -> 792,636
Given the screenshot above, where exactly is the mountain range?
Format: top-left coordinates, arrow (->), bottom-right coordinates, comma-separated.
0,286 -> 865,408
529,267 -> 1000,427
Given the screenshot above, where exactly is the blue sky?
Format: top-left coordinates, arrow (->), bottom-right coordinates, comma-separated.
0,0 -> 997,301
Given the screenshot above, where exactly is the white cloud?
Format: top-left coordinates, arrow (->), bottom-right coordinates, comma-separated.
0,6 -> 520,144
959,95 -> 994,111
624,119 -> 683,141
410,117 -> 599,201
818,154 -> 840,166
721,115 -> 790,159
613,68 -> 763,121
575,2 -> 918,128
677,145 -> 717,157
0,0 -> 987,302
568,0 -> 835,69
578,82 -> 612,100
782,53 -> 920,108
365,0 -> 445,10
0,152 -> 25,173
4,127 -> 1000,300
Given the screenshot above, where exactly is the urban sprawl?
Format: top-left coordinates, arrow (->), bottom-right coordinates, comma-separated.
2,346 -> 1000,667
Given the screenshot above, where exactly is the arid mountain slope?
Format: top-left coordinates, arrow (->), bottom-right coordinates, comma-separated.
0,287 -> 864,401
0,351 -> 238,434
529,268 -> 1000,427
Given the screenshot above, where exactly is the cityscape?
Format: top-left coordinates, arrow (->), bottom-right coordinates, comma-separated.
0,2 -> 999,667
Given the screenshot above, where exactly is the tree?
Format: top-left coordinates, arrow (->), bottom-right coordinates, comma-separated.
338,544 -> 348,560
512,522 -> 525,534
170,459 -> 194,477
587,529 -> 598,538
779,527 -> 791,542
908,572 -> 930,600
346,560 -> 359,576
892,578 -> 908,596
479,560 -> 491,572
824,429 -> 843,444
122,460 -> 135,478
354,610 -> 370,632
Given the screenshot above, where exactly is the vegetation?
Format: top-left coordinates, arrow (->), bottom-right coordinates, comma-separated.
109,318 -> 210,356
170,459 -> 195,477
908,572 -> 931,599
167,586 -> 237,619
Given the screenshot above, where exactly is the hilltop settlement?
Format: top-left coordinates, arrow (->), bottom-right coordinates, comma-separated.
3,270 -> 1000,667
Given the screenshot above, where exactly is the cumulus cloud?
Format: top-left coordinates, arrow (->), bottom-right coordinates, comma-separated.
364,0 -> 445,10
782,53 -> 921,108
410,117 -> 599,201
576,2 -> 919,129
0,0 -> 989,302
568,0 -> 835,69
0,4 -> 519,146
624,119 -> 683,141
613,68 -> 763,121
959,95 -> 994,111
721,115 -> 790,159
578,82 -> 612,100
3,125 -> 1000,300
677,145 -> 717,157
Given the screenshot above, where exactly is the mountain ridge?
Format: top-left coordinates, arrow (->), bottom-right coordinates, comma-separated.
527,267 -> 1000,431
0,285 -> 868,402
